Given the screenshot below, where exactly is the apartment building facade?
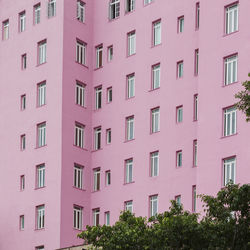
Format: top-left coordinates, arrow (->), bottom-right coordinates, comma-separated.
0,0 -> 250,249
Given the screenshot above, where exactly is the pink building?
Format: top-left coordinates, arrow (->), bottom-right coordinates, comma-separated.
0,0 -> 250,249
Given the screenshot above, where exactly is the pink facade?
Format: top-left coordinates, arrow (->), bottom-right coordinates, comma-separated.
0,0 -> 250,249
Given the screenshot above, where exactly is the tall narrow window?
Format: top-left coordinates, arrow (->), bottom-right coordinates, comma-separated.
176,150 -> 182,167
223,157 -> 236,185
94,127 -> 101,150
21,95 -> 26,110
20,175 -> 25,191
127,31 -> 136,56
74,164 -> 83,189
37,82 -> 46,107
194,49 -> 199,75
48,0 -> 56,18
153,20 -> 161,46
20,134 -> 26,151
37,122 -> 46,147
105,171 -> 111,186
224,55 -> 238,85
106,129 -> 111,144
76,81 -> 85,107
192,185 -> 196,212
93,208 -> 100,226
19,12 -> 26,32
109,0 -> 120,20
194,94 -> 198,121
93,169 -> 100,191
195,2 -> 200,30
127,74 -> 135,98
36,205 -> 45,229
34,4 -> 41,24
96,45 -> 103,68
150,195 -> 158,217
193,140 -> 197,167
74,123 -> 84,148
126,116 -> 134,140
95,86 -> 102,109
224,106 -> 237,136
126,0 -> 135,13
21,54 -> 27,70
175,195 -> 181,206
125,201 -> 133,213
73,205 -> 83,230
125,158 -> 133,184
150,151 -> 159,177
177,61 -> 184,78
225,4 -> 238,34
20,215 -> 25,230
37,164 -> 45,188
76,40 -> 86,65
38,40 -> 47,65
77,0 -> 85,22
178,16 -> 184,33
105,211 -> 110,225
107,87 -> 112,103
152,64 -> 160,89
2,20 -> 9,40
107,45 -> 113,61
151,107 -> 160,133
176,106 -> 183,123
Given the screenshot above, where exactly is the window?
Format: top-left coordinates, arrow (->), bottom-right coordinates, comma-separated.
37,122 -> 46,147
194,94 -> 198,121
225,4 -> 238,34
127,31 -> 136,56
76,40 -> 86,65
125,200 -> 133,213
194,49 -> 199,75
34,4 -> 41,25
94,127 -> 101,150
109,0 -> 120,20
106,129 -> 111,144
144,0 -> 153,5
150,195 -> 158,217
150,151 -> 159,177
21,95 -> 26,110
37,82 -> 46,107
151,107 -> 160,133
178,16 -> 184,33
105,211 -> 110,225
95,86 -> 102,109
193,140 -> 197,167
20,175 -> 25,191
20,215 -> 24,230
192,185 -> 196,212
126,0 -> 135,13
38,40 -> 47,65
36,205 -> 45,229
36,246 -> 44,250
107,87 -> 112,103
93,169 -> 100,191
73,205 -> 83,230
127,74 -> 135,99
74,123 -> 84,148
152,64 -> 160,89
224,106 -> 237,136
106,171 -> 111,186
153,20 -> 161,46
176,106 -> 183,123
126,116 -> 134,140
76,81 -> 85,107
223,157 -> 236,185
74,164 -> 83,189
21,54 -> 27,70
93,208 -> 100,226
224,55 -> 238,85
176,151 -> 182,167
195,2 -> 200,30
107,46 -> 113,61
2,20 -> 9,40
125,158 -> 133,184
19,12 -> 26,32
96,45 -> 103,68
175,195 -> 181,206
20,134 -> 26,151
77,0 -> 85,22
48,0 -> 56,18
177,61 -> 184,78
37,164 -> 45,188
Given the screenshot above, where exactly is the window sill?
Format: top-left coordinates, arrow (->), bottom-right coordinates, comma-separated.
36,104 -> 46,108
37,62 -> 47,67
75,61 -> 88,69
193,119 -> 198,122
92,190 -> 101,193
222,81 -> 239,87
176,121 -> 183,125
91,148 -> 103,152
144,1 -> 155,7
176,76 -> 184,80
75,104 -> 87,109
151,43 -> 162,49
94,66 -> 103,71
148,87 -> 160,92
73,227 -> 83,232
34,228 -> 45,231
124,181 -> 135,185
221,133 -> 238,139
192,165 -> 198,168
176,166 -> 182,169
76,18 -> 86,24
93,108 -> 102,112
127,53 -> 136,58
72,186 -> 86,191
125,10 -> 135,15
150,130 -> 160,135
108,16 -> 120,22
73,145 -> 88,151
126,96 -> 135,100
35,144 -> 47,149
124,138 -> 135,143
35,186 -> 46,190
223,30 -> 239,37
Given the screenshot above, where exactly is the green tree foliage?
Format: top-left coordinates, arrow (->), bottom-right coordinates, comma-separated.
78,184 -> 250,250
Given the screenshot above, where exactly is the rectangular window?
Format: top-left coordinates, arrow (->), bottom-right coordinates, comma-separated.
224,55 -> 238,85
193,140 -> 197,167
20,215 -> 24,230
95,86 -> 102,109
194,94 -> 198,121
37,122 -> 46,147
20,175 -> 25,191
152,64 -> 160,89
74,123 -> 84,148
73,205 -> 83,230
34,4 -> 41,25
106,129 -> 111,144
21,95 -> 26,110
93,169 -> 100,191
223,157 -> 236,185
107,45 -> 113,61
153,20 -> 161,46
48,0 -> 56,18
192,185 -> 196,212
21,54 -> 27,70
2,20 -> 9,40
176,106 -> 183,123
151,107 -> 160,133
126,116 -> 134,140
94,127 -> 101,150
150,195 -> 158,217
125,158 -> 133,184
74,164 -> 83,189
176,150 -> 182,167
144,0 -> 153,5
76,81 -> 85,107
126,0 -> 135,13
77,0 -> 85,22
38,40 -> 47,65
105,171 -> 111,186
96,45 -> 103,68
150,151 -> 159,177
178,16 -> 184,33
194,49 -> 199,75
76,40 -> 86,65
224,106 -> 237,136
225,3 -> 238,34
195,2 -> 200,30
125,200 -> 133,213
36,205 -> 45,229
37,82 -> 46,107
93,208 -> 100,226
19,12 -> 26,32
127,74 -> 135,98
175,195 -> 181,206
107,87 -> 112,103
109,0 -> 120,20
37,164 -> 45,188
20,134 -> 26,151
177,61 -> 184,78
105,211 -> 110,225
127,31 -> 136,56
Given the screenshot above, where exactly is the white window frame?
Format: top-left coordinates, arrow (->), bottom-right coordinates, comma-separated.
153,20 -> 161,46
76,81 -> 85,107
224,106 -> 237,136
36,205 -> 45,229
177,106 -> 183,123
37,123 -> 46,147
76,40 -> 86,65
105,171 -> 111,186
21,134 -> 26,151
19,12 -> 26,32
94,127 -> 101,150
196,2 -> 200,30
175,195 -> 181,206
38,82 -> 46,107
151,108 -> 160,133
195,49 -> 199,75
126,0 -> 135,13
125,159 -> 133,183
74,164 -> 83,189
95,86 -> 102,109
22,54 -> 27,70
108,46 -> 113,61
20,215 -> 25,230
192,185 -> 197,212
75,123 -> 84,148
48,0 -> 56,18
3,20 -> 9,40
225,4 -> 238,34
223,157 -> 236,185
178,16 -> 184,33
193,140 -> 197,167
177,61 -> 184,78
106,129 -> 111,144
127,74 -> 135,98
176,151 -> 182,167
125,200 -> 133,213
96,45 -> 103,68
21,95 -> 26,110
107,87 -> 112,103
224,55 -> 238,85
144,0 -> 153,5
93,169 -> 100,191
126,116 -> 134,140
150,195 -> 158,217
20,175 -> 25,190
194,95 -> 198,121
105,211 -> 110,225
37,164 -> 45,188
93,208 -> 100,226
127,31 -> 136,56
150,151 -> 159,177
77,0 -> 85,22
152,64 -> 160,89
109,0 -> 120,20
38,41 -> 47,65
73,205 -> 83,230
34,4 -> 41,25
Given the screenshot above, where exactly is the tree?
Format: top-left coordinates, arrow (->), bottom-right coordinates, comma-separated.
235,74 -> 250,121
